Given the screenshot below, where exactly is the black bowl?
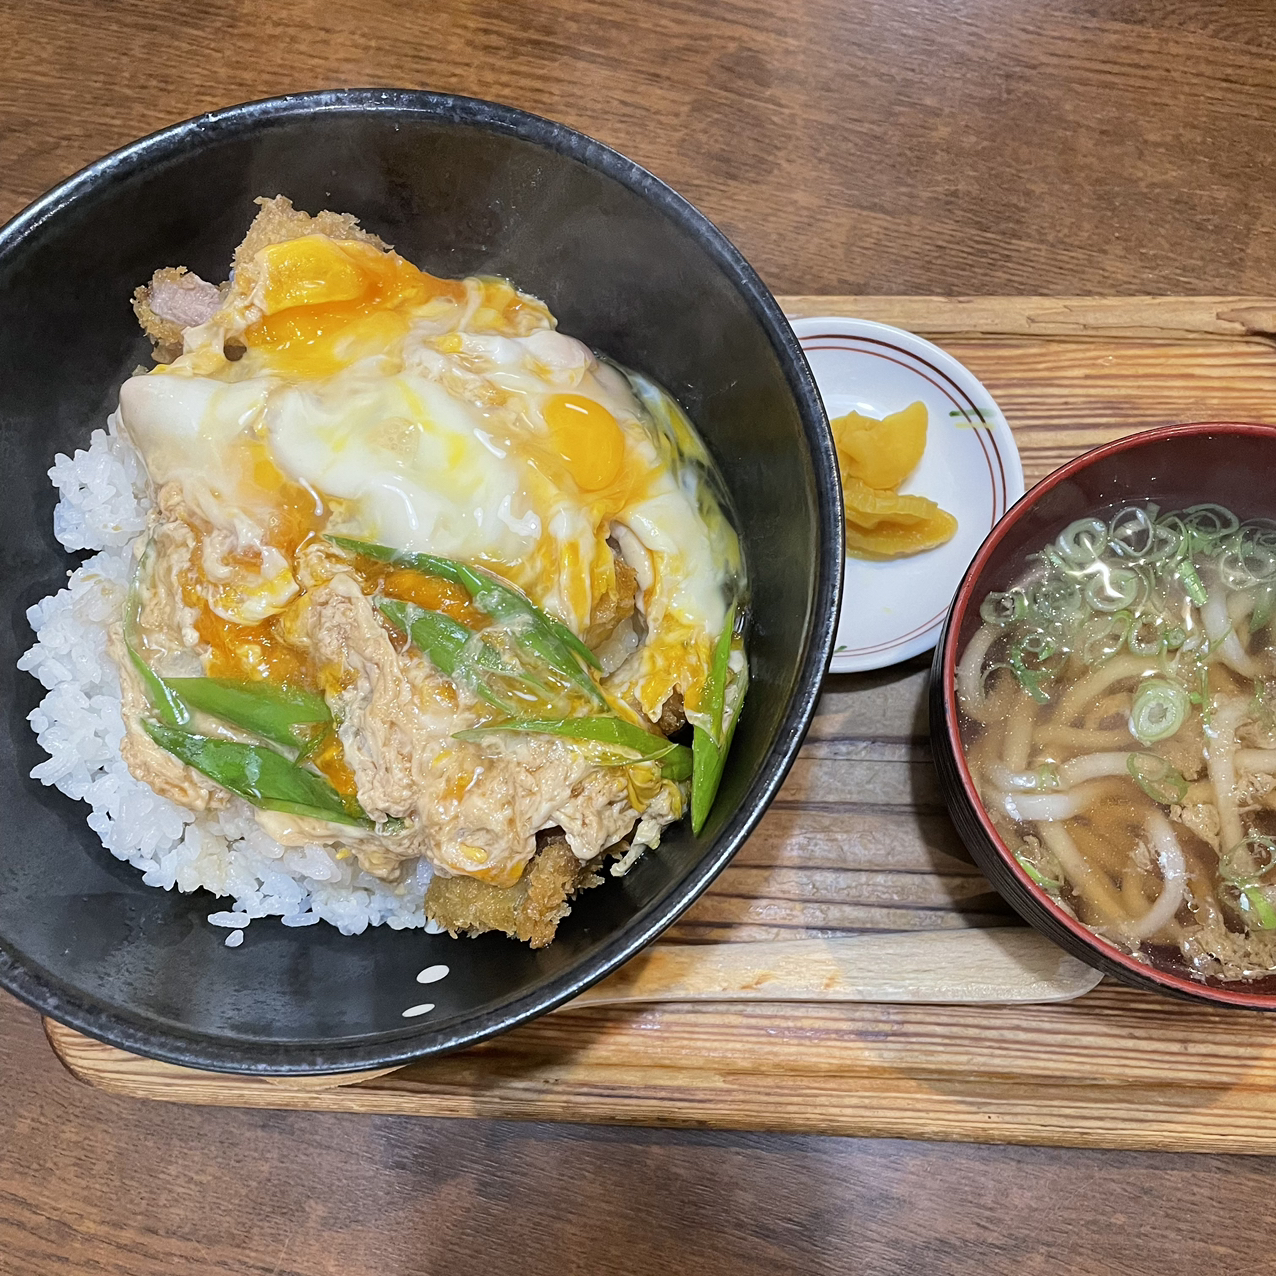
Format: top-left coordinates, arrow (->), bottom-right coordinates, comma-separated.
931,420 -> 1276,1008
0,90 -> 842,1072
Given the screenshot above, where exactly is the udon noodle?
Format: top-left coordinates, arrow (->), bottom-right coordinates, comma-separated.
958,501 -> 1276,981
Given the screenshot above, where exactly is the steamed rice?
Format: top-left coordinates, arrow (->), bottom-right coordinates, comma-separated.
19,419 -> 439,943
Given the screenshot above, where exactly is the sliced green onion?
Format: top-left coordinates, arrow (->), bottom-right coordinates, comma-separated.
1027,577 -> 1083,624
692,603 -> 741,834
980,590 -> 1027,627
1036,763 -> 1061,790
455,715 -> 691,780
1084,564 -> 1141,613
1020,631 -> 1058,659
1006,631 -> 1061,702
1108,505 -> 1159,559
1056,517 -> 1108,566
1175,558 -> 1208,607
329,536 -> 606,702
1220,833 -> 1276,882
1220,539 -> 1276,589
1008,657 -> 1051,703
1250,679 -> 1275,731
378,599 -> 548,714
1238,887 -> 1276,930
1140,521 -> 1182,565
127,648 -> 190,729
1220,835 -> 1276,930
1129,678 -> 1189,744
1127,613 -> 1167,657
1183,504 -> 1240,542
379,599 -> 472,677
1253,585 -> 1276,631
293,724 -> 329,765
1196,665 -> 1213,730
1126,753 -> 1187,804
379,598 -> 504,676
1015,852 -> 1062,892
124,543 -> 189,729
1079,612 -> 1130,664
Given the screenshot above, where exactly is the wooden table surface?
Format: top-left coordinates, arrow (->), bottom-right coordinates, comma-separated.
5,1 -> 1276,1272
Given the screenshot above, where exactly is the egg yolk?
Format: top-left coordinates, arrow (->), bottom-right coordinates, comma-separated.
312,730 -> 360,798
242,236 -> 465,378
469,277 -> 551,335
542,394 -> 626,491
244,446 -> 327,558
192,604 -> 310,686
373,567 -> 487,629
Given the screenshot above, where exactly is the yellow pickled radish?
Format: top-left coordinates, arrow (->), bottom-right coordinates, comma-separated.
842,476 -> 937,529
845,507 -> 959,560
833,404 -> 959,560
832,400 -> 928,490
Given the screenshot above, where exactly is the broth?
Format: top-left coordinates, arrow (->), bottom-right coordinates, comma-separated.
958,501 -> 1276,981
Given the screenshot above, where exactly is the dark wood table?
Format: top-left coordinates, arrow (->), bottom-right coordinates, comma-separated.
4,1 -> 1276,1271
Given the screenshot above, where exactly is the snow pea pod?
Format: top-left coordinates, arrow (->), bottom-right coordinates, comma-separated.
125,542 -> 189,729
329,535 -> 605,701
165,677 -> 329,751
691,603 -> 744,835
144,722 -> 370,828
455,715 -> 692,780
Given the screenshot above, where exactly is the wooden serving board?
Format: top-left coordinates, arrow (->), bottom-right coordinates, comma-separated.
45,296 -> 1276,1153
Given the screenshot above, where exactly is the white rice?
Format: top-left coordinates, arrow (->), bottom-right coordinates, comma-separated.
19,421 -> 439,942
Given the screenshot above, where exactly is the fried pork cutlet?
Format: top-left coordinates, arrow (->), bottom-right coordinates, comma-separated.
584,557 -> 639,649
131,267 -> 221,361
426,835 -> 605,948
131,195 -> 389,359
657,688 -> 687,735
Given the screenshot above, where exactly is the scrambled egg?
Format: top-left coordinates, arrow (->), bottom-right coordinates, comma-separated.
121,199 -> 742,723
114,197 -> 747,942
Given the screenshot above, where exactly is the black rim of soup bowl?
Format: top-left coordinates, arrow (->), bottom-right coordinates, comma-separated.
0,89 -> 844,1071
931,420 -> 1276,1009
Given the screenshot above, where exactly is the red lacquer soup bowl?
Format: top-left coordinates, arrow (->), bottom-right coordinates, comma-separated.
931,422 -> 1276,1008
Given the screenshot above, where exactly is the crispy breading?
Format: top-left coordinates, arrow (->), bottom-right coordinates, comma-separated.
585,556 -> 638,649
425,835 -> 603,948
132,196 -> 389,357
231,194 -> 387,274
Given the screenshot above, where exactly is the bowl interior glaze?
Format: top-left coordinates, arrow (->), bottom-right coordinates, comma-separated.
0,90 -> 841,1070
935,422 -> 1276,1008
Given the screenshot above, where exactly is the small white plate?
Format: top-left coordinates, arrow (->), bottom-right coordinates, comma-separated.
792,317 -> 1025,673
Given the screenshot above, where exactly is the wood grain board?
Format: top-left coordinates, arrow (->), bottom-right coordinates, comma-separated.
46,296 -> 1276,1152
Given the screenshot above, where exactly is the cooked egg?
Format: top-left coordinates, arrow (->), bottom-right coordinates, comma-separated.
117,232 -> 741,717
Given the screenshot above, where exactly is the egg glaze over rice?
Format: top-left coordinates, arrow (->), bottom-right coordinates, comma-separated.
20,198 -> 748,947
